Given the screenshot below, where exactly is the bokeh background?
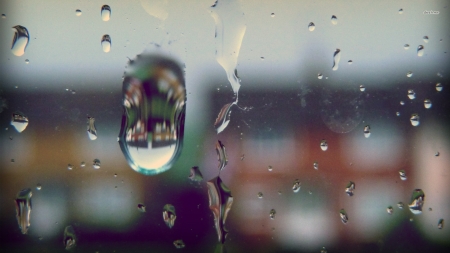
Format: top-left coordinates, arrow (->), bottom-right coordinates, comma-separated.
1,0 -> 450,252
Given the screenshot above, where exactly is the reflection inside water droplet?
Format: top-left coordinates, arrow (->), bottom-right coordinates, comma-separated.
257,192 -> 263,199
36,184 -> 41,190
87,117 -> 97,140
11,25 -> 29,56
423,36 -> 429,43
93,159 -> 100,169
173,240 -> 185,249
308,22 -> 315,31
407,89 -> 416,100
387,206 -> 394,214
410,114 -> 420,126
359,85 -> 365,92
320,140 -> 328,151
101,5 -> 111,21
417,45 -> 424,57
398,8 -> 403,14
331,15 -> 337,25
313,161 -> 319,170
332,48 -> 341,71
216,140 -> 228,172
292,179 -> 301,193
101,35 -> 111,52
399,170 -> 407,180
163,204 -> 176,228
137,203 -> 146,212
118,52 -> 186,175
268,165 -> 273,171
11,112 -> 29,133
339,209 -> 348,224
75,9 -> 82,16
363,125 -> 370,138
424,99 -> 432,109
269,209 -> 276,220
404,44 -> 410,50
436,83 -> 443,92
207,176 -> 233,244
345,181 -> 355,196
438,219 -> 444,229
15,188 -> 32,234
406,71 -> 413,77
188,166 -> 203,182
397,202 -> 404,209
67,164 -> 74,170
409,189 -> 425,215
63,225 -> 77,250
318,73 -> 323,79
215,102 -> 234,134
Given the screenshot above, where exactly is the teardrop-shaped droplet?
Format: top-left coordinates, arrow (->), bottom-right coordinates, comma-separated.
408,189 -> 425,215
363,125 -> 370,138
308,22 -> 315,31
75,9 -> 82,16
80,161 -> 86,167
215,102 -> 234,134
101,35 -> 111,53
406,71 -> 413,77
11,112 -> 29,133
118,52 -> 186,175
359,85 -> 365,92
407,89 -> 416,100
11,25 -> 29,56
207,176 -> 233,244
216,140 -> 228,171
93,159 -> 101,169
424,99 -> 432,109
331,15 -> 337,25
332,48 -> 341,71
423,36 -> 429,43
345,181 -> 355,196
398,8 -> 403,14
63,225 -> 77,250
163,204 -> 176,229
436,83 -> 443,92
15,188 -> 32,234
339,209 -> 348,224
387,206 -> 394,214
417,45 -> 424,57
101,5 -> 111,21
410,113 -> 420,126
269,209 -> 276,220
320,139 -> 328,151
404,44 -> 410,50
292,179 -> 301,193
87,117 -> 97,140
188,166 -> 203,182
399,170 -> 407,180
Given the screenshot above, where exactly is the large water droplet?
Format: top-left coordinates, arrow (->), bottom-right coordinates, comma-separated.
436,83 -> 443,92
438,219 -> 444,229
101,5 -> 111,21
215,102 -> 234,134
15,188 -> 32,234
163,204 -> 176,229
387,206 -> 394,215
188,166 -> 203,182
93,159 -> 101,169
173,240 -> 185,249
345,181 -> 355,196
207,176 -> 233,244
399,170 -> 407,180
423,36 -> 429,43
408,189 -> 425,215
137,203 -> 146,212
320,139 -> 328,151
118,53 -> 186,175
101,35 -> 111,53
332,48 -> 341,71
292,179 -> 301,193
331,15 -> 337,25
11,112 -> 29,133
363,125 -> 371,138
75,9 -> 82,16
11,25 -> 29,56
404,44 -> 410,50
417,45 -> 424,57
87,117 -> 97,140
424,99 -> 432,109
339,209 -> 348,224
308,22 -> 315,31
410,113 -> 420,127
406,71 -> 413,77
269,209 -> 276,220
407,89 -> 416,100
63,225 -> 77,250
216,140 -> 228,172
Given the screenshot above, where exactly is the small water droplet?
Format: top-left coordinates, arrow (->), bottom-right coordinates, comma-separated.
320,139 -> 328,151
429,207 -> 432,211
313,161 -> 319,170
93,159 -> 101,169
339,209 -> 348,224
240,154 -> 245,161
407,89 -> 416,100
163,204 -> 176,228
207,176 -> 233,244
216,140 -> 228,171
406,71 -> 413,77
257,192 -> 263,199
438,219 -> 444,229
36,183 -> 41,190
269,209 -> 276,220
101,5 -> 111,21
188,166 -> 203,182
359,85 -> 365,92
332,48 -> 341,71
399,170 -> 407,180
423,36 -> 429,43
410,114 -> 420,127
260,56 -> 265,60
80,161 -> 85,167
11,112 -> 29,133
268,165 -> 273,172
292,179 -> 301,193
435,151 -> 440,157
63,225 -> 77,250
398,8 -> 403,14
137,203 -> 146,212
345,181 -> 355,196
11,158 -> 15,163
436,83 -> 443,92
318,73 -> 323,79
25,59 -> 29,64
114,173 -> 117,178
1,14 -> 6,19
408,189 -> 425,215
400,101 -> 405,105
348,60 -> 353,65
396,112 -> 400,116
331,15 -> 337,25
67,164 -> 74,170
404,44 -> 410,50
87,117 -> 97,140
321,247 -> 328,253
424,99 -> 432,109
15,188 -> 32,234
397,202 -> 404,209
173,240 -> 185,249
417,45 -> 424,57
270,13 -> 275,17
387,206 -> 394,214
75,9 -> 82,16
11,25 -> 29,56
101,35 -> 111,53
308,22 -> 315,31
363,125 -> 371,138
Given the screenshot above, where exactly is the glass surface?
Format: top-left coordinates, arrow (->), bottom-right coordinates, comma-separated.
1,0 -> 449,252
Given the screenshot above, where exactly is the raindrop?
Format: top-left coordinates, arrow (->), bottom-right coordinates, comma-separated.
292,179 -> 301,193
240,154 -> 245,161
188,166 -> 203,182
320,140 -> 328,151
397,202 -> 404,209
318,73 -> 323,79
101,5 -> 111,21
435,152 -> 440,157
215,102 -> 234,134
387,206 -> 394,215
339,209 -> 348,224
118,52 -> 186,175
67,164 -> 74,170
400,101 -> 405,105
348,60 -> 353,65
87,117 -> 97,140
257,192 -> 263,199
407,89 -> 416,100
75,9 -> 82,16
408,189 -> 425,215
163,204 -> 176,229
410,114 -> 420,127
101,35 -> 111,53
423,36 -> 429,43
321,247 -> 328,253
345,181 -> 355,196
268,165 -> 273,171
331,15 -> 337,25
63,225 -> 77,250
359,85 -> 365,92
406,71 -> 413,77
216,140 -> 228,172
270,13 -> 275,17
363,125 -> 370,138
436,83 -> 443,92
269,209 -> 276,220
11,25 -> 29,56
404,44 -> 410,50
11,112 -> 29,133
36,183 -> 41,191
308,22 -> 315,31
25,59 -> 29,64
114,173 -> 117,178
137,203 -> 146,212
173,240 -> 185,249
80,161 -> 85,167
93,159 -> 101,169
313,161 -> 319,170
429,207 -> 432,211
398,8 -> 403,14
417,45 -> 424,57
207,176 -> 233,244
399,170 -> 407,180
1,14 -> 5,19
396,112 -> 400,116
15,188 -> 32,234
424,99 -> 432,109
438,219 -> 444,229
332,48 -> 341,71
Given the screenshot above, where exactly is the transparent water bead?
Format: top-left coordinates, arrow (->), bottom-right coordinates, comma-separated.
436,83 -> 443,92
188,166 -> 203,182
331,15 -> 337,25
320,140 -> 328,151
345,181 -> 355,196
207,176 -> 233,244
339,209 -> 348,224
438,219 -> 444,229
269,209 -> 276,220
397,202 -> 404,209
101,5 -> 111,21
11,112 -> 29,133
173,240 -> 185,249
216,140 -> 228,171
87,117 -> 97,140
410,114 -> 420,127
404,44 -> 409,50
36,183 -> 41,191
407,89 -> 416,100
308,22 -> 315,31
406,71 -> 413,77
408,189 -> 425,215
424,99 -> 432,109
292,179 -> 301,193
399,8 -> 403,14
332,48 -> 341,71
257,192 -> 263,199
163,204 -> 176,229
101,35 -> 111,53
318,73 -> 323,79
363,125 -> 370,138
387,206 -> 394,215
417,45 -> 424,57
63,225 -> 77,250
93,159 -> 101,169
359,85 -> 365,92
11,25 -> 29,56
137,203 -> 146,212
399,170 -> 407,181
313,161 -> 319,170
75,9 -> 82,16
423,36 -> 429,43
15,188 -> 32,234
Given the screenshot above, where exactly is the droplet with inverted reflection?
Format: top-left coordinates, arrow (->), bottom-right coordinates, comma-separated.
173,240 -> 185,249
269,209 -> 276,220
320,140 -> 328,151
215,102 -> 234,134
400,101 -> 405,105
438,219 -> 444,229
63,225 -> 77,250
93,159 -> 100,169
404,44 -> 409,50
207,176 -> 233,244
410,113 -> 420,126
101,35 -> 111,52
417,45 -> 424,57
399,170 -> 407,180
11,112 -> 29,133
398,8 -> 403,14
257,192 -> 263,199
345,181 -> 355,196
36,183 -> 41,191
332,48 -> 341,71
436,83 -> 443,92
318,73 -> 323,79
314,161 -> 319,170
216,140 -> 228,172
15,188 -> 32,234
423,36 -> 429,43
163,204 -> 176,229
67,164 -> 74,170
268,165 -> 273,171
75,9 -> 82,16
308,22 -> 315,31
406,71 -> 413,77
11,25 -> 29,56
409,189 -> 425,215
292,179 -> 301,193
188,166 -> 203,182
118,52 -> 186,175
407,89 -> 416,100
137,203 -> 146,212
363,125 -> 370,138
87,117 -> 97,140
397,202 -> 404,209
387,206 -> 394,215
101,5 -> 111,21
424,99 -> 432,109
339,209 -> 348,224
359,85 -> 365,92
331,15 -> 337,25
